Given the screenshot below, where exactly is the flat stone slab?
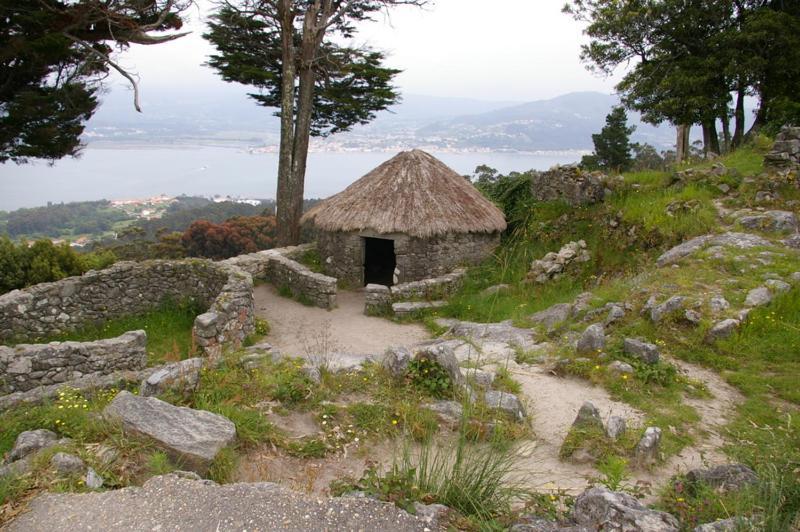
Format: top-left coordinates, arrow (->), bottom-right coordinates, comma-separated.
392,300 -> 446,317
6,474 -> 431,532
103,391 -> 236,474
657,232 -> 772,267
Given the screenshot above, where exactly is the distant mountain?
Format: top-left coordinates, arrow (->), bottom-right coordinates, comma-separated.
85,87 -> 684,151
414,92 -> 677,151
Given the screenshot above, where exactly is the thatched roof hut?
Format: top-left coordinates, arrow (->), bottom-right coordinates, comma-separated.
303,150 -> 506,286
302,149 -> 506,238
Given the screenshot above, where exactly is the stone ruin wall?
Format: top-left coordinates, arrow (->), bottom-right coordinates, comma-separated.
530,165 -> 607,206
317,230 -> 500,286
765,125 -> 800,170
364,268 -> 466,315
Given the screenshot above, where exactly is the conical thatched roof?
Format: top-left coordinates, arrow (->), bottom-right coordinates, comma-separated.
301,150 -> 507,238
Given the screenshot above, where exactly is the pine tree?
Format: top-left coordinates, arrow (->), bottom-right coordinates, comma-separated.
583,106 -> 635,172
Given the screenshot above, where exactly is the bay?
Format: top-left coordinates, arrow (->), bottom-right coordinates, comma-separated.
0,146 -> 580,211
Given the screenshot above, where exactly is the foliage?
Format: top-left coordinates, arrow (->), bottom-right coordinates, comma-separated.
471,165 -> 535,229
0,237 -> 116,295
406,358 -> 453,399
3,200 -> 129,238
581,106 -> 635,172
181,215 -> 277,260
0,0 -> 191,163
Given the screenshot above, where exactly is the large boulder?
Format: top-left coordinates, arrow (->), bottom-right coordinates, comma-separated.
5,429 -> 58,463
686,464 -> 758,492
572,486 -> 679,531
103,391 -> 236,474
576,324 -> 605,354
623,338 -> 660,365
140,358 -> 204,398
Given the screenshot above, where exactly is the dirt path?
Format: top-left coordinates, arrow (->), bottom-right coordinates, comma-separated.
253,285 -> 430,357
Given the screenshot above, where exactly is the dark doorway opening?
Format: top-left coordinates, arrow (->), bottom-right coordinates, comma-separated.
363,237 -> 396,286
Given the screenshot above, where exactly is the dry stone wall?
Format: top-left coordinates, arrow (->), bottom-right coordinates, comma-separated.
0,331 -> 146,394
224,244 -> 337,309
765,125 -> 800,170
364,269 -> 466,315
530,165 -> 607,206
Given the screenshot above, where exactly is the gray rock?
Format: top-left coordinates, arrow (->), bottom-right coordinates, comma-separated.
686,464 -> 758,492
783,234 -> 800,249
606,416 -> 626,440
765,279 -> 791,293
140,358 -> 203,397
392,300 -> 446,317
240,351 -> 279,372
481,284 -> 510,296
103,391 -> 237,474
484,390 -> 526,421
634,427 -> 662,467
744,286 -> 772,307
572,486 -> 679,531
51,452 -> 85,475
436,318 -> 539,351
6,429 -> 58,463
529,303 -> 573,332
572,401 -> 603,429
467,368 -> 495,387
85,467 -> 104,489
709,296 -> 730,314
576,324 -> 605,354
684,309 -> 702,325
424,400 -> 463,426
623,338 -> 660,365
412,341 -> 464,385
792,272 -> 800,282
607,360 -> 634,375
657,232 -> 771,267
694,516 -> 753,531
301,365 -> 322,384
381,346 -> 412,379
605,305 -> 626,325
706,319 -> 740,342
738,210 -> 798,233
413,502 -> 449,527
650,296 -> 685,322
0,457 -> 32,479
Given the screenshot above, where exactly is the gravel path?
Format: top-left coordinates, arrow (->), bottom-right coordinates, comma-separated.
254,285 -> 429,357
6,474 -> 434,532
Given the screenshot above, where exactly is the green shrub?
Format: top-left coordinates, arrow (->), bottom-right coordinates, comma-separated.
406,358 -> 452,398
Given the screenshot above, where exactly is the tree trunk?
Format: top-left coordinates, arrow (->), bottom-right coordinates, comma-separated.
702,121 -> 721,157
275,0 -> 298,247
746,99 -> 767,139
731,83 -> 745,149
721,112 -> 731,154
676,124 -> 691,163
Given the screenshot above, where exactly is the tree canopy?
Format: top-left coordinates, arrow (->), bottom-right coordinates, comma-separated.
0,0 -> 192,164
581,106 -> 635,172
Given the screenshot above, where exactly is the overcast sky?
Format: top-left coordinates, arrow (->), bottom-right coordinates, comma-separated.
117,0 -> 621,102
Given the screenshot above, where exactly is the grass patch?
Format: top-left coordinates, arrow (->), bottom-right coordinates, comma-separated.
295,247 -> 323,273
26,299 -> 202,364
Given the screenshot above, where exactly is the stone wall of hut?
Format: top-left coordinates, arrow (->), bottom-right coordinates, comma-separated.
317,230 -> 500,286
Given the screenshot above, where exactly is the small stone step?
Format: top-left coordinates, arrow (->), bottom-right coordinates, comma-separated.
392,300 -> 446,317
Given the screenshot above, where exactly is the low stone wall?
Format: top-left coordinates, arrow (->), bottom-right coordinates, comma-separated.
364,269 -> 466,315
0,331 -> 146,394
224,244 -> 337,309
530,165 -> 607,206
765,125 -> 800,170
0,260 -> 228,344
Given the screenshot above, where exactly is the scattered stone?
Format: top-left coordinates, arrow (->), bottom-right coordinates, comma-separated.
607,360 -> 634,375
85,467 -> 104,489
392,300 -> 446,317
412,341 -> 464,385
528,303 -> 573,332
605,304 -> 626,325
424,400 -> 463,426
623,338 -> 660,365
103,391 -> 237,474
709,296 -> 730,314
51,452 -> 85,475
0,457 -> 31,479
656,232 -> 772,267
481,284 -> 510,296
526,241 -> 591,284
6,429 -> 58,463
744,287 -> 772,307
706,319 -> 740,342
716,183 -> 731,194
572,486 -> 679,531
650,296 -> 685,322
509,515 -> 565,531
576,324 -> 605,354
684,309 -> 702,326
792,272 -> 800,282
572,401 -> 602,429
694,516 -> 754,531
435,318 -> 540,351
484,390 -> 526,421
737,210 -> 798,233
783,234 -> 800,249
634,427 -> 662,467
686,464 -> 758,492
606,416 -> 627,440
140,358 -> 203,398
467,368 -> 495,387
380,346 -> 412,379
765,279 -> 791,293
239,350 -> 279,372
413,502 -> 449,527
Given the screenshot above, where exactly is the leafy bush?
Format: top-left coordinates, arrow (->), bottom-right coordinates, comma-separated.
406,358 -> 452,398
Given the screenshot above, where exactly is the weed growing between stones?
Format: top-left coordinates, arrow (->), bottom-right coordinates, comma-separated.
406,358 -> 453,399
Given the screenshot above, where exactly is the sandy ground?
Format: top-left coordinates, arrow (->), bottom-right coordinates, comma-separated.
253,284 -> 430,357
